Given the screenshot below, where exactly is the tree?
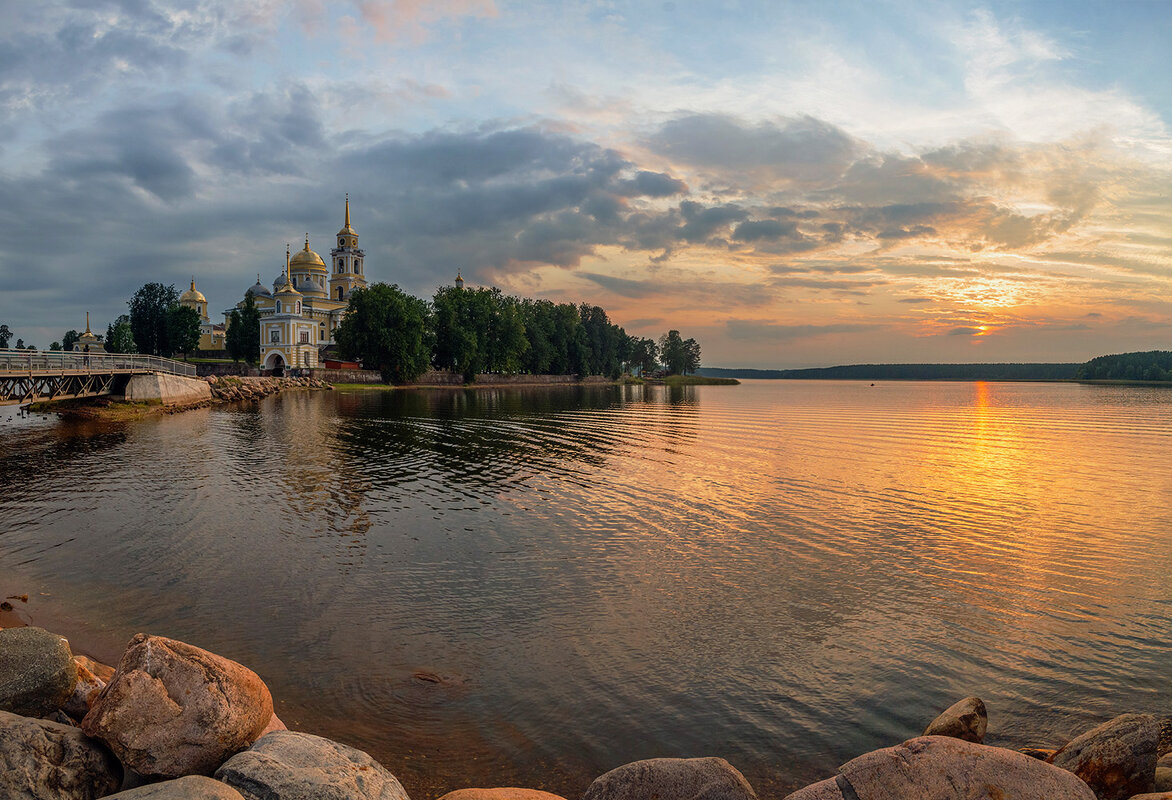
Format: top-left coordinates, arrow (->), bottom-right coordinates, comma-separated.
105,315 -> 136,354
49,341 -> 61,351
630,337 -> 659,375
61,330 -> 80,352
0,324 -> 10,348
15,338 -> 24,349
128,283 -> 179,356
167,304 -> 202,360
225,291 -> 261,364
336,283 -> 431,384
658,330 -> 686,374
683,337 -> 701,375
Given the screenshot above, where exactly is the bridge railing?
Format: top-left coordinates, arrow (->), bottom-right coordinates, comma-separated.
0,349 -> 198,378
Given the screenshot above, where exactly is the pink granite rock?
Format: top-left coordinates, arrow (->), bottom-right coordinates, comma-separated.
923,696 -> 987,743
0,709 -> 122,799
784,736 -> 1095,800
81,634 -> 273,778
438,790 -> 566,800
63,657 -> 108,721
1048,713 -> 1159,800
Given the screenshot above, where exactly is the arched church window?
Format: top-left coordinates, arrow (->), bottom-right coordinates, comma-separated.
356,260 -> 362,273
337,287 -> 343,300
296,301 -> 301,314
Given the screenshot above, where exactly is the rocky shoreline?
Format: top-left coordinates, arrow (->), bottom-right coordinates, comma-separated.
2,619 -> 1171,800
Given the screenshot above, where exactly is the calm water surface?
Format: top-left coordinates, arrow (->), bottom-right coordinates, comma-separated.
2,380 -> 1171,797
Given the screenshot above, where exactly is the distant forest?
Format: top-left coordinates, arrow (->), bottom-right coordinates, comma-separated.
698,363 -> 1081,381
1075,351 -> 1172,381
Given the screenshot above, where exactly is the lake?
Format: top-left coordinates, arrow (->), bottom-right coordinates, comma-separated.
2,380 -> 1171,797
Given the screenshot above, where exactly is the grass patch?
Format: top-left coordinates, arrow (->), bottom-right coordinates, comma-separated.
662,375 -> 740,386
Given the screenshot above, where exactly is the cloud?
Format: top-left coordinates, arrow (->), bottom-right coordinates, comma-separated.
647,113 -> 859,185
725,320 -> 883,341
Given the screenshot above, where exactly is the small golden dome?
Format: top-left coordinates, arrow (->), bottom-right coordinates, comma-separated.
290,235 -> 327,270
180,278 -> 206,305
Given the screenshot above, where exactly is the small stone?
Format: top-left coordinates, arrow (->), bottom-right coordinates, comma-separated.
0,708 -> 122,799
101,775 -> 246,799
81,633 -> 273,778
437,790 -> 566,800
258,712 -> 287,737
0,626 -> 78,717
74,655 -> 115,684
923,696 -> 987,743
215,730 -> 409,800
1048,713 -> 1159,800
63,658 -> 107,720
582,757 -> 758,800
784,736 -> 1095,800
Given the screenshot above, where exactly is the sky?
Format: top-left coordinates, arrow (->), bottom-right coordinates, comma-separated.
2,0 -> 1171,368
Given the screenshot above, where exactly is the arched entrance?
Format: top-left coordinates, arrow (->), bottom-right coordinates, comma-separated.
265,352 -> 286,377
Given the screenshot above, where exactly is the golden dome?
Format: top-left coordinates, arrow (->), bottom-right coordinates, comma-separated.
290,235 -> 327,271
180,278 -> 206,305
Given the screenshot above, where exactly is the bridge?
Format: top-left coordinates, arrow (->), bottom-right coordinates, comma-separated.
0,349 -> 198,406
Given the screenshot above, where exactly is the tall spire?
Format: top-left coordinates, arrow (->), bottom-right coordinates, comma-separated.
345,193 -> 350,229
85,312 -> 91,335
286,244 -> 291,282
190,277 -> 196,292
304,232 -> 310,251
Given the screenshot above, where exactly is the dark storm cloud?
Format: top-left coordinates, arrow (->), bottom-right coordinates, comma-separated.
615,171 -> 688,197
731,219 -> 799,241
677,201 -> 748,243
649,113 -> 859,184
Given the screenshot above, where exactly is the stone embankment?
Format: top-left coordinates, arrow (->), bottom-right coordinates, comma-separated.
2,621 -> 1172,800
204,375 -> 332,403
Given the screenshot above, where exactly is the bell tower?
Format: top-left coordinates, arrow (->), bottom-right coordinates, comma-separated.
329,195 -> 367,303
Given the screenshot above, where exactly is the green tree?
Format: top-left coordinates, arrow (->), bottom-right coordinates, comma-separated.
658,329 -> 686,374
128,283 -> 179,356
15,338 -> 24,349
630,337 -> 659,375
49,341 -> 61,351
336,283 -> 431,384
61,330 -> 80,351
104,315 -> 136,354
683,337 -> 701,375
0,324 -> 10,348
167,304 -> 202,360
225,291 -> 262,364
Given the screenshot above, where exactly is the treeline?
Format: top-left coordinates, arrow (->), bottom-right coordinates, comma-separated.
699,363 -> 1080,381
1076,351 -> 1172,381
336,283 -> 702,383
38,284 -> 202,358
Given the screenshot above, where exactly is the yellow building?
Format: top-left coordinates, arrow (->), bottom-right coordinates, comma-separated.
180,279 -> 226,351
226,198 -> 368,373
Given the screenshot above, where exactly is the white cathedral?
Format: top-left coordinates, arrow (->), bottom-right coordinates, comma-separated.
223,198 -> 368,372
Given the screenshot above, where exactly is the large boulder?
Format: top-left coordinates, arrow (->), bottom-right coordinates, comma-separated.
214,730 -> 409,800
101,776 -> 245,799
0,626 -> 78,718
581,757 -> 758,800
438,790 -> 566,800
1048,713 -> 1159,800
783,736 -> 1095,800
0,709 -> 122,799
81,634 -> 274,778
922,696 -> 987,743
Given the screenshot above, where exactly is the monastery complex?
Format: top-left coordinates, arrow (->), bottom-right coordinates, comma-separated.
182,197 -> 370,373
